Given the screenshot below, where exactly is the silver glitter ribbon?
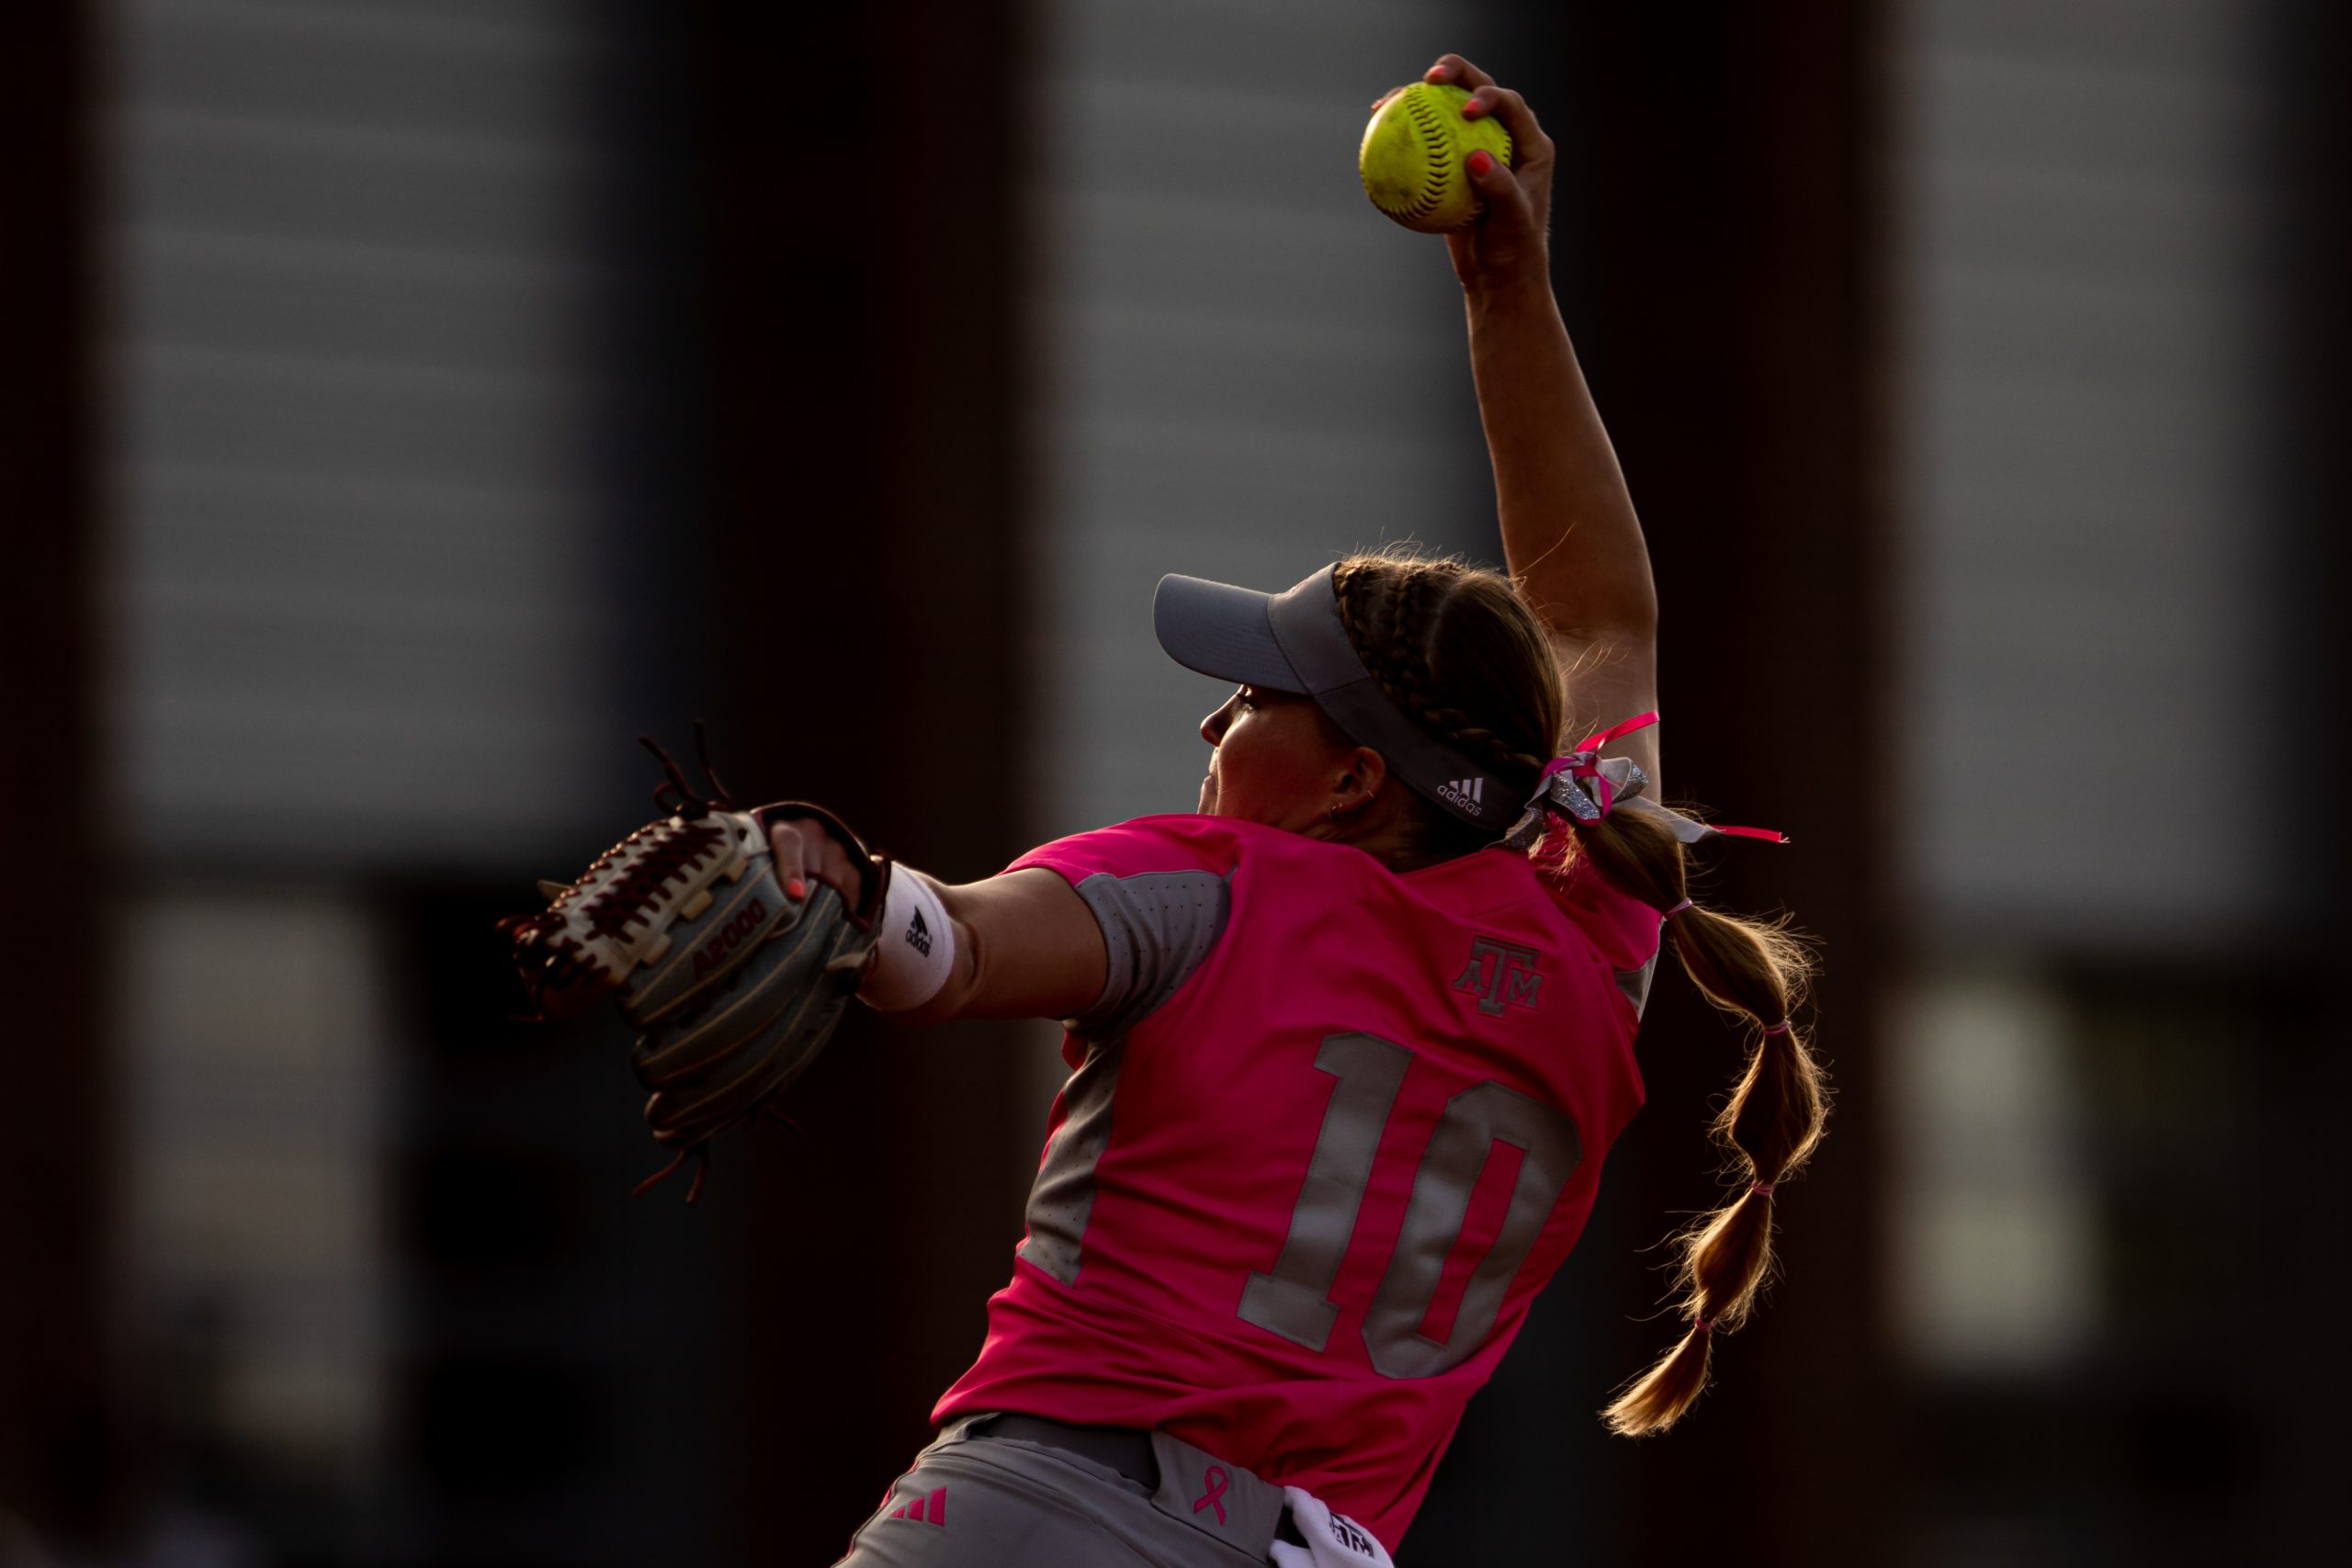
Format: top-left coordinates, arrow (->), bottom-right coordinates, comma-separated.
1500,753 -> 1730,851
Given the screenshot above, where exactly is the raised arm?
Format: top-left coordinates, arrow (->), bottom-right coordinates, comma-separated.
1426,54 -> 1660,786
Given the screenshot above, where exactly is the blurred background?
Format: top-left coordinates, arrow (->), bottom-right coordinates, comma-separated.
5,0 -> 2346,1563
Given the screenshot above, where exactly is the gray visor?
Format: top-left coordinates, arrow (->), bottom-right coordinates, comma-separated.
1152,565 -> 1516,833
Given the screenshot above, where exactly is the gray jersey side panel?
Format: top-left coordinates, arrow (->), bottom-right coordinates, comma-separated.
1615,916 -> 1667,1020
1012,869 -> 1230,1286
1013,1040 -> 1125,1286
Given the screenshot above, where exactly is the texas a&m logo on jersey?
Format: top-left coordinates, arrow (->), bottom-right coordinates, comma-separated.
1453,935 -> 1542,1015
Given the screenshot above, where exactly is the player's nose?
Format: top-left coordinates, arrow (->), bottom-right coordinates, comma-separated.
1200,697 -> 1237,747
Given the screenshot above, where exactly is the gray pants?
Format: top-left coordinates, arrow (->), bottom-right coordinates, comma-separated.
834,1414 -> 1297,1567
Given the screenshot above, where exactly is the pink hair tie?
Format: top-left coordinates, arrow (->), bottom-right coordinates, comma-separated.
1749,1182 -> 1776,1196
1693,1318 -> 1714,1335
1663,897 -> 1693,917
1761,1019 -> 1793,1035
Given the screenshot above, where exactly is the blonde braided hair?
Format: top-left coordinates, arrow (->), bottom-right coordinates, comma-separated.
1330,548 -> 1828,1434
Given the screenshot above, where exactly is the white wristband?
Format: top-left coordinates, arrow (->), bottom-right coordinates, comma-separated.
861,867 -> 955,1012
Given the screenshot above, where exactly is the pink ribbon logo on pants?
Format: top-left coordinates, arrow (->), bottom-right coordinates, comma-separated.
1193,1466 -> 1229,1525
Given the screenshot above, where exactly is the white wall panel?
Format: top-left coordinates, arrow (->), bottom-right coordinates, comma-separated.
1894,0 -> 2279,946
1036,0 -> 1521,836
109,0 -> 683,868
121,887 -> 390,1491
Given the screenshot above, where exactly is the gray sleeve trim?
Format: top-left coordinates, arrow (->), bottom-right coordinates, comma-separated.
1066,870 -> 1232,1039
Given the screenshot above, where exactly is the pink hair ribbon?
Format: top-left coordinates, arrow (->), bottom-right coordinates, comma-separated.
1575,709 -> 1663,754
1708,823 -> 1789,843
1505,710 -> 1789,849
1530,710 -> 1659,824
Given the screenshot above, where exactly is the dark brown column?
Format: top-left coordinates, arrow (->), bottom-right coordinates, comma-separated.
695,3 -> 1040,1561
1555,4 -> 1903,1562
2255,1 -> 2352,1550
0,0 -> 118,1551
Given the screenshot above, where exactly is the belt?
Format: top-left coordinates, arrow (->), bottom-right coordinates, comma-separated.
962,1413 -> 1309,1551
967,1411 -> 1159,1487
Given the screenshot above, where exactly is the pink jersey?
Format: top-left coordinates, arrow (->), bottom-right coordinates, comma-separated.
932,815 -> 1661,1552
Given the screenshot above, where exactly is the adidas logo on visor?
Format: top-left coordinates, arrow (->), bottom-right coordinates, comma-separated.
1435,776 -> 1487,812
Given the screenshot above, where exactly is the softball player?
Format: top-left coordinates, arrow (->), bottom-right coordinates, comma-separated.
782,54 -> 1826,1567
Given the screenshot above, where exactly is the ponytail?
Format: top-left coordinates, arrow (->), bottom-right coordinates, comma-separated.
1546,804 -> 1827,1435
1325,548 -> 1829,1434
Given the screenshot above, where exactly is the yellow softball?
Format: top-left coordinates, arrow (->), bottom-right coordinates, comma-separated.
1359,82 -> 1513,234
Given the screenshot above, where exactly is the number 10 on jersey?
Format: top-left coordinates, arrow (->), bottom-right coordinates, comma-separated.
1238,1032 -> 1583,1379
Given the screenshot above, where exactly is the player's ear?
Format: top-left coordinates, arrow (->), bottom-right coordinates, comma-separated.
1341,746 -> 1390,804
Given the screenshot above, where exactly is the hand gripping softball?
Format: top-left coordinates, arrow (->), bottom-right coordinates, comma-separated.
1359,81 -> 1512,233
499,730 -> 888,1201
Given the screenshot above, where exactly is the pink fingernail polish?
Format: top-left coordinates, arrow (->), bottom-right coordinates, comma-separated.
1467,150 -> 1494,177
786,878 -> 807,899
